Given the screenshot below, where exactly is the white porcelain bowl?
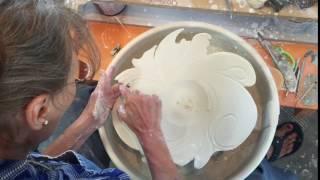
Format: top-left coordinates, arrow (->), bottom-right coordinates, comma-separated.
98,21 -> 280,180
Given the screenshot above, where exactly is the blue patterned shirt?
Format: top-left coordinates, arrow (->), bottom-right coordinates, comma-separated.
0,151 -> 130,180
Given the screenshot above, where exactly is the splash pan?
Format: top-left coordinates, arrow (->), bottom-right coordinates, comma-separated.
98,22 -> 279,180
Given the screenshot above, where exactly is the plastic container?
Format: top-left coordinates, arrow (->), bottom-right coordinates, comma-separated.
92,0 -> 126,16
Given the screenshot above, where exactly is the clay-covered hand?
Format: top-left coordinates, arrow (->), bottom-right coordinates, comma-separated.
117,86 -> 180,180
89,66 -> 120,125
117,86 -> 162,138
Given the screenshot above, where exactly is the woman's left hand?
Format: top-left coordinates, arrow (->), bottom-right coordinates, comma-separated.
86,66 -> 120,126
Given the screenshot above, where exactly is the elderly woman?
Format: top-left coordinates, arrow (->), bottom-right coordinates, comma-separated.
0,0 -> 178,179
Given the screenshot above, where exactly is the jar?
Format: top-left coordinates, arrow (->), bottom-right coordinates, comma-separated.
92,0 -> 126,16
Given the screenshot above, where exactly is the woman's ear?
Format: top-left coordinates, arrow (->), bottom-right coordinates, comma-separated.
25,94 -> 50,130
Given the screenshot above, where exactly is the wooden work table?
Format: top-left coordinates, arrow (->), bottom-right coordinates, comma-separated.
83,21 -> 318,114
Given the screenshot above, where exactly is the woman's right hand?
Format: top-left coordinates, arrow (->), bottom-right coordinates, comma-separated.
117,86 -> 162,139
117,86 -> 180,180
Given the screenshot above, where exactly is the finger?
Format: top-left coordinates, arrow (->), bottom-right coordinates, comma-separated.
119,85 -> 130,97
285,124 -> 294,131
288,133 -> 297,140
286,144 -> 294,153
152,94 -> 160,102
141,94 -> 150,107
152,95 -> 162,120
149,95 -> 159,107
125,103 -> 137,120
133,90 -> 141,96
112,84 -> 121,94
113,93 -> 121,103
155,96 -> 162,113
106,65 -> 116,79
114,91 -> 121,99
158,96 -> 162,108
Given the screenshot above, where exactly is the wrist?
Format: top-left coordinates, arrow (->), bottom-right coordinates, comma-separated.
83,92 -> 98,114
82,93 -> 110,127
137,129 -> 164,145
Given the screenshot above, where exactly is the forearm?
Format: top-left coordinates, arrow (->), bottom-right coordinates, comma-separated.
43,112 -> 98,156
139,132 -> 180,180
44,96 -> 110,156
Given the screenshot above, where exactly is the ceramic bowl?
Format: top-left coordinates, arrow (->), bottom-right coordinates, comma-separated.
98,22 -> 280,180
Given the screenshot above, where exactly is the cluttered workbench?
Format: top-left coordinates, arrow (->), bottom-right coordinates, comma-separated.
252,38 -> 318,114
79,21 -> 318,118
118,0 -> 318,20
81,1 -> 319,114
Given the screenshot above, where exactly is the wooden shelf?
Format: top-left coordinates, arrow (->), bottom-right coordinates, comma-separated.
118,0 -> 318,20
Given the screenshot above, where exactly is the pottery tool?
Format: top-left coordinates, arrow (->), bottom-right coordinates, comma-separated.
257,32 -> 297,94
295,50 -> 315,96
297,78 -> 317,105
298,74 -> 318,105
225,0 -> 233,18
274,47 -> 296,68
294,50 -> 311,72
312,53 -> 318,65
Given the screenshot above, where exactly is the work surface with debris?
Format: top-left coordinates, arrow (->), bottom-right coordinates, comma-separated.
118,0 -> 318,20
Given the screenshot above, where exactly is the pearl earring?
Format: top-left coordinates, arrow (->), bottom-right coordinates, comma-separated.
43,120 -> 49,126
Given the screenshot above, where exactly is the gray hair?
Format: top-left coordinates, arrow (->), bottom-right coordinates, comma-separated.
0,0 -> 100,136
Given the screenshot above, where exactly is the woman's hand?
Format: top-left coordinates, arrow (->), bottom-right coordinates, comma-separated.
117,86 -> 162,139
86,66 -> 120,126
117,87 -> 180,180
45,67 -> 120,156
